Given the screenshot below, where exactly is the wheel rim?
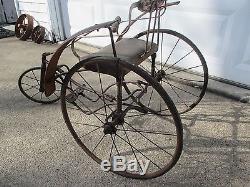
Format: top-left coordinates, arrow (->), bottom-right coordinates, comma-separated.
61,60 -> 183,179
135,29 -> 208,114
15,14 -> 33,40
18,67 -> 61,104
31,26 -> 45,44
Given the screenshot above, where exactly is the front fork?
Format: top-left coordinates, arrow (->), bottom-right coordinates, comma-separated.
39,52 -> 53,92
116,73 -> 123,114
108,27 -> 123,115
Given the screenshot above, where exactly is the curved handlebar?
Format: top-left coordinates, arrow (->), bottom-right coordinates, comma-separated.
137,0 -> 180,12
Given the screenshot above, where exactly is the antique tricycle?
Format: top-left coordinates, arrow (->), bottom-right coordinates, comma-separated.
18,0 -> 208,179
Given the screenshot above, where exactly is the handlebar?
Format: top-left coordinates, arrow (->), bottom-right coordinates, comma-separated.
137,0 -> 180,12
110,1 -> 180,34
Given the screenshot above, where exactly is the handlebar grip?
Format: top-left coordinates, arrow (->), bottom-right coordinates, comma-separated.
111,16 -> 122,33
165,1 -> 180,7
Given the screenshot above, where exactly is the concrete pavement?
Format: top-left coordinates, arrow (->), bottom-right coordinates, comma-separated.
0,37 -> 249,186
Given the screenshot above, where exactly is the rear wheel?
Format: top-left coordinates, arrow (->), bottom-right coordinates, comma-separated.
135,29 -> 208,114
61,59 -> 183,179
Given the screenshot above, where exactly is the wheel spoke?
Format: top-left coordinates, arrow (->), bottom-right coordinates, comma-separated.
109,134 -> 120,160
160,32 -> 164,70
121,123 -> 143,172
31,70 -> 40,85
162,38 -> 180,68
24,75 -> 39,82
139,64 -> 151,74
165,65 -> 203,77
23,84 -> 40,91
112,134 -> 120,156
92,134 -> 106,152
116,133 -> 161,170
53,92 -> 59,98
124,107 -> 169,118
75,72 -> 114,113
124,122 -> 174,157
162,79 -> 199,97
109,135 -> 115,160
72,122 -> 103,128
81,126 -> 103,138
116,128 -> 177,136
169,74 -> 204,83
163,78 -> 189,108
165,50 -> 194,71
97,65 -> 108,119
71,98 -> 105,124
77,72 -> 100,97
65,88 -> 106,122
31,91 -> 41,98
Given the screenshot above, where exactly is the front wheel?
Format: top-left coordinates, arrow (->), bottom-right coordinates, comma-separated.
135,29 -> 208,114
18,67 -> 61,104
61,58 -> 183,179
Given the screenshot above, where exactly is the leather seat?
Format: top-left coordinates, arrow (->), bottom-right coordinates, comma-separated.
82,38 -> 158,76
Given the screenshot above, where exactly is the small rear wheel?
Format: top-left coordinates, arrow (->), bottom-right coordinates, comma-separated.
61,59 -> 183,179
18,67 -> 61,104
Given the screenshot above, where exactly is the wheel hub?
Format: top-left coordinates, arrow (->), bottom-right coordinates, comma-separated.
103,112 -> 124,135
103,122 -> 117,135
155,70 -> 166,82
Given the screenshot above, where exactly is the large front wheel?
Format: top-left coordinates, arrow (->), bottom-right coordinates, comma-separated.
135,29 -> 208,114
61,59 -> 183,179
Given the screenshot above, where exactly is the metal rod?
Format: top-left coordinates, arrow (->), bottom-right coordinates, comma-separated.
108,27 -> 117,58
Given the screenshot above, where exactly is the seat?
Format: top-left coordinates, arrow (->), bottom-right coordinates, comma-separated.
82,38 -> 158,76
